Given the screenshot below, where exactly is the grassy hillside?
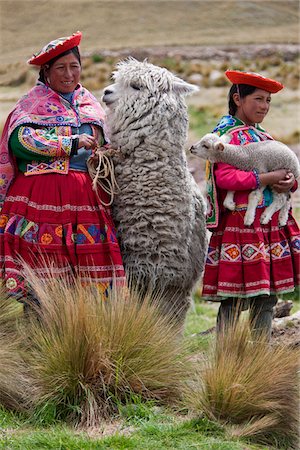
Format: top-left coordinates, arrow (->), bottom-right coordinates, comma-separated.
0,0 -> 299,64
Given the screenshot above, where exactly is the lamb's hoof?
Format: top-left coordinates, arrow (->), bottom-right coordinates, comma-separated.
278,219 -> 288,227
260,214 -> 270,225
244,215 -> 254,226
224,201 -> 236,211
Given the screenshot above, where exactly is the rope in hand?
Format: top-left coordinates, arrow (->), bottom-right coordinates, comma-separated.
86,145 -> 120,206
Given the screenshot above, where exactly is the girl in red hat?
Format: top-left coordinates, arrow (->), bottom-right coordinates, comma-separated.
202,70 -> 299,340
0,33 -> 125,309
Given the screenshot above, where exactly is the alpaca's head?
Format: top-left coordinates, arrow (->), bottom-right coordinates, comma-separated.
102,58 -> 198,146
190,133 -> 229,162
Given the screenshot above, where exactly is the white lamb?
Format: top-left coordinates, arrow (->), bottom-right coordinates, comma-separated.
190,133 -> 300,226
101,58 -> 208,324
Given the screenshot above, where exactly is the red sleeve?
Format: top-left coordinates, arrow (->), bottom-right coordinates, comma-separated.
291,180 -> 298,193
214,162 -> 258,191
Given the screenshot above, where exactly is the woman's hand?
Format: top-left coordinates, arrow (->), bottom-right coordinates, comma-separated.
272,171 -> 295,193
78,134 -> 97,150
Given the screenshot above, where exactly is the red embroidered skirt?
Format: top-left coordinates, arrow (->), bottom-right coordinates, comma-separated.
0,171 -> 125,299
202,208 -> 300,300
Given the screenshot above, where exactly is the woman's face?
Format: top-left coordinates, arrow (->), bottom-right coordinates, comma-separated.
44,53 -> 81,93
234,89 -> 271,125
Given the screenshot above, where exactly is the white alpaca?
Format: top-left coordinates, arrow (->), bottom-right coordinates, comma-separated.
101,58 -> 208,324
190,133 -> 300,226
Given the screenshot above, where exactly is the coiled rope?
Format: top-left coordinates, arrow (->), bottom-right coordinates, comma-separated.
87,146 -> 120,206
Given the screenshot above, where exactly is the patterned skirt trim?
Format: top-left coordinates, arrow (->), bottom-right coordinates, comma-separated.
0,172 -> 125,299
202,208 -> 300,301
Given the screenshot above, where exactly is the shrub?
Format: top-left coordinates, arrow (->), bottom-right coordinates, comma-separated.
185,319 -> 299,448
0,289 -> 32,412
20,267 -> 190,426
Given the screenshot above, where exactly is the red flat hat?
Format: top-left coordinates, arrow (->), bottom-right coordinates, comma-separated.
28,31 -> 82,66
225,70 -> 283,93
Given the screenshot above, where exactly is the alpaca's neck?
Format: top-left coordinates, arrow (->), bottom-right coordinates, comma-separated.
108,100 -> 188,154
110,115 -> 187,155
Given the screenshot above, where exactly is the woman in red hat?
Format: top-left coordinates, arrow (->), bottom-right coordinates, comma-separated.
202,70 -> 299,339
0,32 -> 125,308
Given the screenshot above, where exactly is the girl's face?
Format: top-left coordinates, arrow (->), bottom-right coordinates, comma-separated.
45,53 -> 81,93
234,89 -> 271,126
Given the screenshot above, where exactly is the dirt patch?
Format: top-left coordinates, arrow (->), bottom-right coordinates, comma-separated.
272,311 -> 300,348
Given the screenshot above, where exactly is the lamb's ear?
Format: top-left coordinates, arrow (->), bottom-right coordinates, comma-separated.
173,79 -> 199,95
214,142 -> 225,151
220,134 -> 231,144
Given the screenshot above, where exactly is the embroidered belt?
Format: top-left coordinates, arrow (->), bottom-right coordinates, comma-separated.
25,158 -> 69,176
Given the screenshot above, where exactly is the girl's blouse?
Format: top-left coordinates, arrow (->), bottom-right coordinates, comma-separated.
206,115 -> 298,228
212,115 -> 274,212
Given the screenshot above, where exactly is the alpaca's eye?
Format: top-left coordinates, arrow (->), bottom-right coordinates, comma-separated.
130,83 -> 140,91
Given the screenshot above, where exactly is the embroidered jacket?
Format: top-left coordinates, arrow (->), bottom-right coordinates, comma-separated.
0,82 -> 106,209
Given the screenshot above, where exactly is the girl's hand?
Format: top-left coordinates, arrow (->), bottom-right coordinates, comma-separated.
259,169 -> 289,187
272,172 -> 295,193
78,134 -> 97,150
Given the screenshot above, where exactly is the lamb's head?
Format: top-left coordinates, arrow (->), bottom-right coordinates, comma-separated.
102,58 -> 198,147
190,133 -> 229,162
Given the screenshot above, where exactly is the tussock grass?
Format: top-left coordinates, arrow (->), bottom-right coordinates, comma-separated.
0,288 -> 32,412
185,319 -> 300,448
19,267 -> 189,426
0,286 -> 23,333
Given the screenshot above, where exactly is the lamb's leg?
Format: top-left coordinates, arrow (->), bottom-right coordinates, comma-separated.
244,188 -> 264,226
223,190 -> 236,211
278,194 -> 291,227
260,192 -> 287,225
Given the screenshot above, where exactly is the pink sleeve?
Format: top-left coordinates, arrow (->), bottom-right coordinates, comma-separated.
214,162 -> 258,191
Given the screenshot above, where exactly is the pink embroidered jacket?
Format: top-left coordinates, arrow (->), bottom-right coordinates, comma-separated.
0,82 -> 106,209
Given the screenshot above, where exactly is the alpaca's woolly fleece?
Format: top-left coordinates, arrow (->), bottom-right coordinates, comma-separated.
190,133 -> 300,226
102,58 -> 208,322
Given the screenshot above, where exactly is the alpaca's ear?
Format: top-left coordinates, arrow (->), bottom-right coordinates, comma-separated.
173,80 -> 199,95
214,142 -> 225,151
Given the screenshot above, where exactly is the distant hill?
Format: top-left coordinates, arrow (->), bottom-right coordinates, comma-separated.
0,0 -> 299,64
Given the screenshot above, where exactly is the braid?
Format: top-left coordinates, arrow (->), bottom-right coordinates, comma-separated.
228,84 -> 257,115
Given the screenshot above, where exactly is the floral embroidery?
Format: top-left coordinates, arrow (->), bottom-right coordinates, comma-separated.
0,214 -> 8,229
3,215 -> 118,247
41,233 -> 53,244
76,233 -> 86,244
55,225 -> 63,237
213,115 -> 236,131
23,230 -> 37,242
291,237 -> 300,252
100,227 -> 107,242
46,102 -> 63,115
6,277 -> 18,290
221,244 -> 241,261
0,174 -> 8,188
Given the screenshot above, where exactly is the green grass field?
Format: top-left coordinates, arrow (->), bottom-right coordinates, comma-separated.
0,2 -> 299,448
0,292 -> 298,450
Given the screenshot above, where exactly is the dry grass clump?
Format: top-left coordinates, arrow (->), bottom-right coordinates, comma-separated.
0,288 -> 32,411
185,319 -> 299,447
20,267 -> 189,426
0,286 -> 23,333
